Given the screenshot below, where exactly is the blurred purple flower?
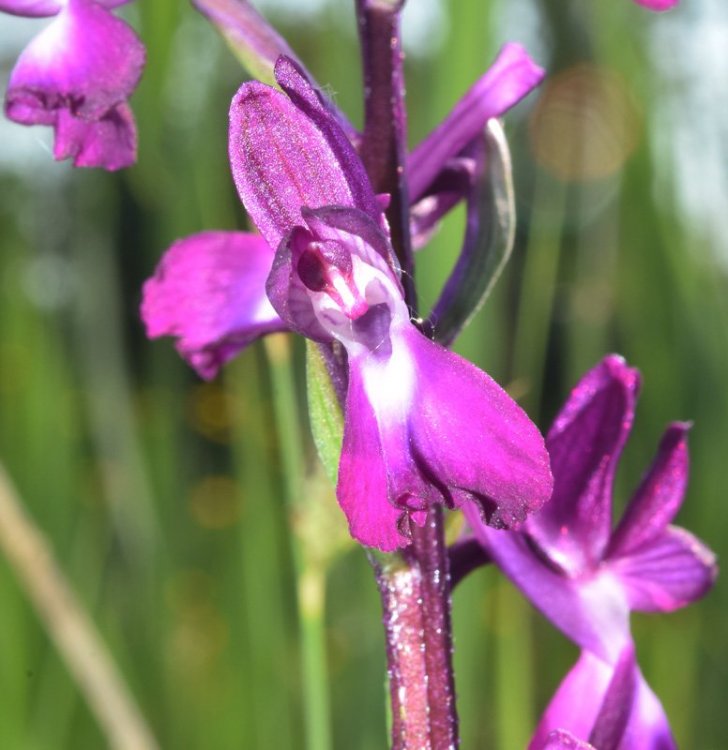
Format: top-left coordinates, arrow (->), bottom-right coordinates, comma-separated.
2,0 -> 145,170
466,355 -> 716,747
633,0 -> 677,10
143,55 -> 552,551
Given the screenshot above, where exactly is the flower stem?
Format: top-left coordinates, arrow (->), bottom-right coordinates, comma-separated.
264,336 -> 333,750
356,0 -> 417,312
374,507 -> 459,749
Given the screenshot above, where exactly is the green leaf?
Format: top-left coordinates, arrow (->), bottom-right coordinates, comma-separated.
433,119 -> 517,346
305,342 -> 344,486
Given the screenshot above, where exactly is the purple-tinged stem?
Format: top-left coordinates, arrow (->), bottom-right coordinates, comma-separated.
355,0 -> 416,312
375,507 -> 459,749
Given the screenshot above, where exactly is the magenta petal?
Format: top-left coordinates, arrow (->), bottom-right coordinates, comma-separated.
530,651 -> 616,749
531,646 -> 638,750
6,0 -> 144,120
0,0 -> 61,16
141,231 -> 286,379
620,675 -> 676,750
633,0 -> 677,10
610,526 -> 717,613
337,361 -> 412,551
609,424 -> 689,557
405,328 -> 552,527
229,61 -> 380,253
53,102 -> 136,170
527,355 -> 640,575
468,510 -> 631,660
0,0 -> 128,12
408,43 -> 545,201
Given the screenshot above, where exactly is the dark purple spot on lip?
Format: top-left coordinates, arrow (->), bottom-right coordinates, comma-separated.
297,247 -> 328,291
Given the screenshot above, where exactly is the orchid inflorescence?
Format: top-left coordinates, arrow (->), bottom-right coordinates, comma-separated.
1,0 -> 713,747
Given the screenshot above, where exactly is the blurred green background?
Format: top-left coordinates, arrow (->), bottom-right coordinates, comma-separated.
0,0 -> 726,747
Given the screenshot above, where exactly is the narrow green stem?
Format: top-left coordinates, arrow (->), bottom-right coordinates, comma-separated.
264,336 -> 332,750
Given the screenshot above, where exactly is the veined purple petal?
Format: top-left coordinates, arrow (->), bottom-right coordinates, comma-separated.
337,360 -> 414,551
609,424 -> 689,557
468,509 -> 630,660
403,328 -> 552,527
141,231 -> 286,380
229,68 -> 380,254
408,43 -> 545,202
53,102 -> 136,170
527,355 -> 640,575
610,526 -> 717,613
6,0 -> 144,120
0,0 -> 129,16
633,0 -> 678,10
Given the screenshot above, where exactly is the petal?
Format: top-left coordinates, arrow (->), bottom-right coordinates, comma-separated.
609,525 -> 717,613
229,58 -> 380,253
141,231 -> 286,379
6,0 -> 145,122
609,423 -> 690,557
531,648 -> 676,750
527,355 -> 640,575
409,155 -> 475,249
633,0 -> 677,9
53,102 -> 136,170
266,225 -> 333,343
468,510 -> 631,660
408,43 -> 545,201
530,651 -> 618,749
0,0 -> 61,16
302,205 -> 398,275
403,327 -> 552,527
620,675 -> 676,750
336,359 -> 413,551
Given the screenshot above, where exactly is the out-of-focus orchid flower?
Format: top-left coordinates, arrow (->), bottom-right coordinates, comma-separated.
633,0 -> 678,10
466,355 -> 716,660
465,355 -> 716,747
2,0 -> 145,170
143,56 -> 552,551
530,646 -> 676,750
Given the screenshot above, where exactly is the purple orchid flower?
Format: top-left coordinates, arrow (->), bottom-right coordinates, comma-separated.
143,55 -> 552,552
2,0 -> 145,170
465,355 -> 717,747
142,42 -> 543,375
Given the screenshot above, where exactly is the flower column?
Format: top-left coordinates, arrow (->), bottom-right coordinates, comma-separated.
356,2 -> 457,747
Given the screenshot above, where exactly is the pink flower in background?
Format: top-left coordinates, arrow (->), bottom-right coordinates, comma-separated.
2,0 -> 145,169
633,0 -> 677,10
467,355 -> 717,749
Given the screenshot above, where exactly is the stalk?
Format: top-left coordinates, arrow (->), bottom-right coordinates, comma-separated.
356,2 -> 459,746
